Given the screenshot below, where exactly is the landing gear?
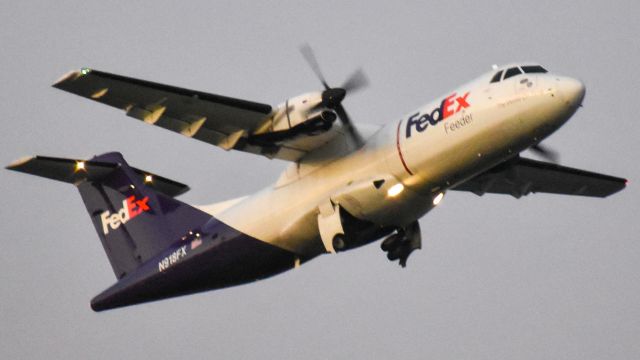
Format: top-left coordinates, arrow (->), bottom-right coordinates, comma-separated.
380,221 -> 421,267
332,234 -> 346,251
380,233 -> 401,252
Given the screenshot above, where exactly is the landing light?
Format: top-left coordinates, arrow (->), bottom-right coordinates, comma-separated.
75,161 -> 85,171
144,174 -> 153,183
433,192 -> 444,205
387,183 -> 404,197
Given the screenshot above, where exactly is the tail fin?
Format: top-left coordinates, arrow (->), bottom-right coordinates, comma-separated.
7,152 -> 211,279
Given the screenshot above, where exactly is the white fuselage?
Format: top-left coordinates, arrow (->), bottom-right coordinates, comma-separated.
206,67 -> 586,257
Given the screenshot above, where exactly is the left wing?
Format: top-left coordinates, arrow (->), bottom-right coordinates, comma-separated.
53,69 -> 311,161
452,157 -> 627,198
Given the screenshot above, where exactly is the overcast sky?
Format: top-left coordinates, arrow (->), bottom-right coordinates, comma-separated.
1,1 -> 639,359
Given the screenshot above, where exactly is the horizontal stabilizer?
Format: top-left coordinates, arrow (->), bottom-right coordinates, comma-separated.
6,155 -> 189,197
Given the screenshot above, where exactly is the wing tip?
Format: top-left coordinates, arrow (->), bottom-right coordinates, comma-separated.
52,68 -> 92,87
622,178 -> 630,190
602,177 -> 628,197
6,155 -> 35,170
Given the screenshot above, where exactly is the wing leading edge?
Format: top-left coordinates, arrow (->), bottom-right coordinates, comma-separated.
53,69 -> 310,161
452,157 -> 627,198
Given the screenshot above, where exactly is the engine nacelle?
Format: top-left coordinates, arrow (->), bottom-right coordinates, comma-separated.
250,110 -> 336,145
250,92 -> 339,145
271,92 -> 323,130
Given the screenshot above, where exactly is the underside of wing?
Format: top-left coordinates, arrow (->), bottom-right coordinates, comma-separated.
53,69 -> 315,161
452,157 -> 627,198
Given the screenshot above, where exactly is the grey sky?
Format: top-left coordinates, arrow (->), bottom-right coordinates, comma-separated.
1,1 -> 639,359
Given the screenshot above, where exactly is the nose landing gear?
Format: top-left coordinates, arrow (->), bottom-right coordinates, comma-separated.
380,221 -> 421,267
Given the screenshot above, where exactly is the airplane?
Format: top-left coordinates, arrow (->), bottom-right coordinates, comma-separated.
6,47 -> 627,311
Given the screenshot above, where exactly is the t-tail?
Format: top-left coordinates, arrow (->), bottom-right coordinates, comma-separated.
7,152 -> 298,311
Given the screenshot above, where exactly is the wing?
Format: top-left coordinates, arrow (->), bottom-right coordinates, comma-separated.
53,68 -> 306,161
452,157 -> 627,198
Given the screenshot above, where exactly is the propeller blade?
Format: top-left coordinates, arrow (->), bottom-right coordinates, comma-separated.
335,104 -> 364,148
531,143 -> 559,162
300,44 -> 330,90
341,68 -> 369,93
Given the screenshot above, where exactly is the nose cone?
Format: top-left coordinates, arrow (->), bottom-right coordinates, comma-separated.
558,77 -> 586,108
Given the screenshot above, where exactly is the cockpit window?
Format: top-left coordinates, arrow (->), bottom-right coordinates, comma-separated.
503,67 -> 523,80
490,70 -> 503,83
521,65 -> 548,74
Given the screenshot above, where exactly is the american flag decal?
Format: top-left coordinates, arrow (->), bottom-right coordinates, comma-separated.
191,238 -> 202,250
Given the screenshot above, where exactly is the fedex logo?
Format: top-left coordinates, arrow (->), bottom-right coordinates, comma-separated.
406,92 -> 470,138
100,195 -> 150,235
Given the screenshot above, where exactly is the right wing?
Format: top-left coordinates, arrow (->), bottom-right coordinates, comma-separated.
452,157 -> 627,198
53,68 -> 310,161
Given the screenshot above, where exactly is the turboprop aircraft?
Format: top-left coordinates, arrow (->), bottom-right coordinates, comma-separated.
7,47 -> 627,311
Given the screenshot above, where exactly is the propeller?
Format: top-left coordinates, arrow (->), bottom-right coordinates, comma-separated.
300,44 -> 367,147
300,44 -> 330,90
342,68 -> 369,93
530,143 -> 559,163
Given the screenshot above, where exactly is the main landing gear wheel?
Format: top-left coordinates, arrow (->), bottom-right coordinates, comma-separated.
332,234 -> 346,251
380,233 -> 402,252
380,221 -> 421,267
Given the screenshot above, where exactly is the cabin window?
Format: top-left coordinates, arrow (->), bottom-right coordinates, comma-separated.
490,70 -> 503,83
503,67 -> 523,80
521,65 -> 548,74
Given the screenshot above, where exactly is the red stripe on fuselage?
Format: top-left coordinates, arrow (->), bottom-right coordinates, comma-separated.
396,120 -> 414,176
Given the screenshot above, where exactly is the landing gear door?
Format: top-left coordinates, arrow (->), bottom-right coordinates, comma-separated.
317,200 -> 344,254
